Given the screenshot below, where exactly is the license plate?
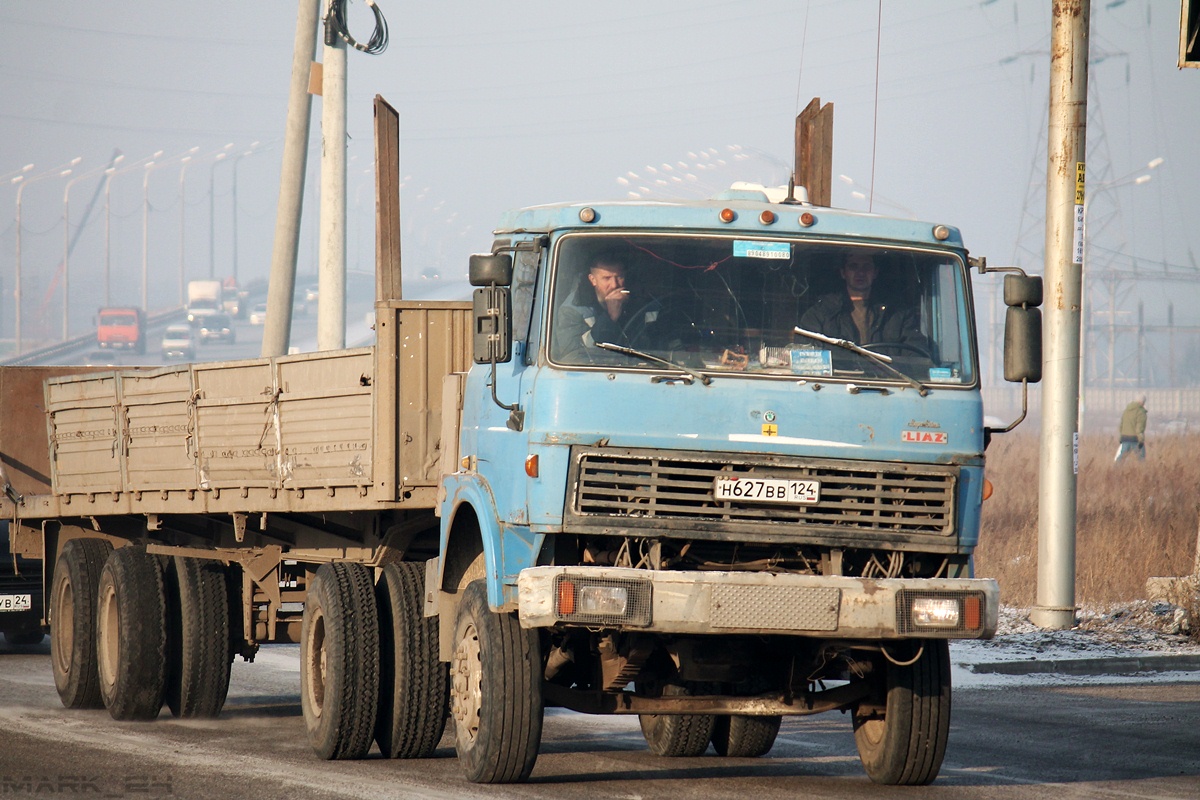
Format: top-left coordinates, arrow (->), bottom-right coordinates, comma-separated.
0,594 -> 32,613
713,477 -> 820,504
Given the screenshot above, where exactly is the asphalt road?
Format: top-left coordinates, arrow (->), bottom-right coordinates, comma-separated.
2,637 -> 1197,799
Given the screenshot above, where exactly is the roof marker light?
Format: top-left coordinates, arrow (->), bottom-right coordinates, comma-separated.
719,208 -> 736,223
933,224 -> 951,241
799,212 -> 816,227
579,207 -> 597,223
759,210 -> 776,225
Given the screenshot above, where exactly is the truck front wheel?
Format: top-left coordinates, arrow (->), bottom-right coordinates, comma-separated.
96,546 -> 168,720
375,561 -> 448,758
50,538 -> 113,709
301,561 -> 380,759
450,579 -> 542,783
852,639 -> 951,786
164,557 -> 231,718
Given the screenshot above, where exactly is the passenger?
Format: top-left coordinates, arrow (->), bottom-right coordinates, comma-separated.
799,250 -> 927,349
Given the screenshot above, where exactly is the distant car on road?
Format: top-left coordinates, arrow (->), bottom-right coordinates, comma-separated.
160,324 -> 196,360
197,313 -> 236,344
249,303 -> 268,325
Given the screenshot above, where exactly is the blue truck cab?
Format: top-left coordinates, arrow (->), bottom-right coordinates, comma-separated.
435,184 -> 1041,785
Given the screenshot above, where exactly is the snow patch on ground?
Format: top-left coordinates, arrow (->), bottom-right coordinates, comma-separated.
952,601 -> 1200,688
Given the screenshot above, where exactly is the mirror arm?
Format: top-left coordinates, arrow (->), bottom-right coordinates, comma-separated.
984,379 -> 1029,438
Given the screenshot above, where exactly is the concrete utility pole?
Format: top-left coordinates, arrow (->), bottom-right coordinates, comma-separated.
318,12 -> 348,351
262,0 -> 321,357
1032,0 -> 1090,631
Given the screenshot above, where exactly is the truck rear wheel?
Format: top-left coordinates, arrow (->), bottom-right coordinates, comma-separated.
96,546 -> 167,720
301,561 -> 380,760
50,538 -> 113,709
711,714 -> 781,757
852,639 -> 951,786
450,579 -> 542,783
638,683 -> 715,757
375,561 -> 448,758
165,557 -> 231,718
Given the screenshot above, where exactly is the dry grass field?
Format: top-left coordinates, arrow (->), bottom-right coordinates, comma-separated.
976,432 -> 1200,607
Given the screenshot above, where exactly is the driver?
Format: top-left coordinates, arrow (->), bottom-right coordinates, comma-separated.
553,255 -> 660,363
799,250 -> 927,349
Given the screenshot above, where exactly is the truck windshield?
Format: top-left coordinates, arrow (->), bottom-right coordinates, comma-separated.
547,233 -> 975,386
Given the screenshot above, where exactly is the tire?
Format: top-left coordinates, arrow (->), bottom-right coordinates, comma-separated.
51,538 -> 113,709
638,683 -> 715,757
375,561 -> 449,759
853,639 -> 951,786
164,557 -> 231,718
711,714 -> 781,758
4,629 -> 45,646
450,579 -> 542,783
96,546 -> 168,721
301,562 -> 380,760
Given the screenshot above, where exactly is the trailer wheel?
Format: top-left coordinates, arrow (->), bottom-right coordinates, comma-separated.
51,538 -> 113,709
375,561 -> 448,758
852,639 -> 951,786
96,546 -> 167,720
638,683 -> 715,757
711,714 -> 781,757
164,557 -> 231,718
301,562 -> 380,760
450,579 -> 542,783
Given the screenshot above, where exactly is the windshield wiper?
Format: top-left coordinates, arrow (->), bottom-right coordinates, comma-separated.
595,342 -> 712,386
792,326 -> 929,396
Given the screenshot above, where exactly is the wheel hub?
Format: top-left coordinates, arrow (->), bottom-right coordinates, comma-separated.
450,621 -> 482,746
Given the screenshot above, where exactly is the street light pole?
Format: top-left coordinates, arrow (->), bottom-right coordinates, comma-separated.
61,162 -> 116,340
230,142 -> 260,284
13,158 -> 81,354
142,147 -> 198,312
105,151 -> 162,307
1078,157 -> 1162,430
178,156 -> 194,306
208,144 -> 233,279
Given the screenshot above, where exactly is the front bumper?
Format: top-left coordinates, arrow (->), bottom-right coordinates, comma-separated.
517,566 -> 998,640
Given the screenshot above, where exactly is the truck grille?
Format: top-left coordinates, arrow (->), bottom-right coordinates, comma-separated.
569,447 -> 957,539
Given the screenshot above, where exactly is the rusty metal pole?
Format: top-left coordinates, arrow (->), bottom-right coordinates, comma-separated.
1032,0 -> 1090,630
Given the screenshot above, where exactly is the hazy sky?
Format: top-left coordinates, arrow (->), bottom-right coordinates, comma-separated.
2,1 -> 1198,358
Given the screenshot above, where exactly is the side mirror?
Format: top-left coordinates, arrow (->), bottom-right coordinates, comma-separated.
1002,274 -> 1042,383
472,286 -> 511,364
469,253 -> 513,287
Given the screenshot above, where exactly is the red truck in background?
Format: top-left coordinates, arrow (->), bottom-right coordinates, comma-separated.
94,307 -> 145,353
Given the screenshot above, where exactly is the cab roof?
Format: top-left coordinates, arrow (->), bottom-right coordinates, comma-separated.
493,184 -> 963,249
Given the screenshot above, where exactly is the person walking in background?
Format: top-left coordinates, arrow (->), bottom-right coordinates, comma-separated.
1114,394 -> 1148,463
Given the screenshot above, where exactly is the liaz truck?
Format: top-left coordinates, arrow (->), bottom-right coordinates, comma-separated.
0,102 -> 1041,786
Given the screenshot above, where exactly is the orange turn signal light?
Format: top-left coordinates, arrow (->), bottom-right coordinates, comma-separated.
982,477 -> 993,501
557,580 -> 576,615
963,595 -> 982,630
719,208 -> 736,223
525,454 -> 539,478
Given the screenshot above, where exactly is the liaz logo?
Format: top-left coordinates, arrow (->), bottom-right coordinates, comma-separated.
902,430 -> 947,444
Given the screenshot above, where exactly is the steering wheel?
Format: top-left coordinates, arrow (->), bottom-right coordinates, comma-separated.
862,341 -> 932,360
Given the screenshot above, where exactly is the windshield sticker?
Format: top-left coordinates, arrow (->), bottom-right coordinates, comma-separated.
902,430 -> 948,445
733,240 -> 791,259
790,348 -> 833,376
928,367 -> 961,382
